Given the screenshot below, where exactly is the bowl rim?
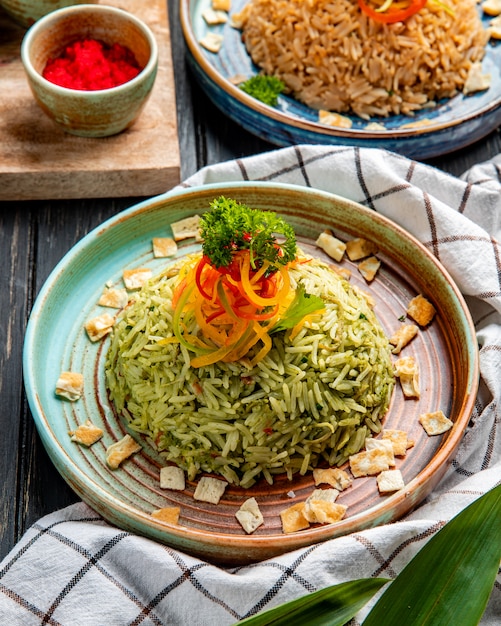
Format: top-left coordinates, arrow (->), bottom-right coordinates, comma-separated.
20,3 -> 159,96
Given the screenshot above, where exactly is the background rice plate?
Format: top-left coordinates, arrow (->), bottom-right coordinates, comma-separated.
237,0 -> 488,118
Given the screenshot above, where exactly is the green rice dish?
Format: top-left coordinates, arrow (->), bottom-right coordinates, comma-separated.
105,255 -> 395,488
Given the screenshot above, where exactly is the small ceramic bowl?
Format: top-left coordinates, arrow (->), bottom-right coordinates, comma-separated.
0,0 -> 95,28
20,4 -> 158,138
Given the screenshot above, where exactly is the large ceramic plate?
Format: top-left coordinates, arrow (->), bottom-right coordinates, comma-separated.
181,0 -> 501,159
23,183 -> 478,565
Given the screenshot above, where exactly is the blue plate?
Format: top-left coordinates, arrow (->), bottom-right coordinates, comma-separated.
180,0 -> 501,159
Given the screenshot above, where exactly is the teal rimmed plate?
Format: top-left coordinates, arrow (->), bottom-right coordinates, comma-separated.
23,182 -> 478,565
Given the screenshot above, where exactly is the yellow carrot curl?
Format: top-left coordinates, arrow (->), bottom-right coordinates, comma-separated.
171,198 -> 325,366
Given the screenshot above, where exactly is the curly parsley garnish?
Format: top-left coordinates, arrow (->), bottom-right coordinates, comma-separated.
200,196 -> 296,271
239,75 -> 285,107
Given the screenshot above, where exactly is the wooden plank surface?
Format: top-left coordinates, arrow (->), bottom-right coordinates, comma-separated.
0,0 -> 180,200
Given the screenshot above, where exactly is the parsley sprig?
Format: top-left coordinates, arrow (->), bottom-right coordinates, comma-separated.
200,197 -> 296,271
239,75 -> 285,107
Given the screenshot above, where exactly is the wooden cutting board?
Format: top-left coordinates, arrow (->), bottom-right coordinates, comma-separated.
0,0 -> 181,201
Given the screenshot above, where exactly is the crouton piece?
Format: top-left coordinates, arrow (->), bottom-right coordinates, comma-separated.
358,256 -> 381,282
160,466 -> 186,491
463,62 -> 491,95
228,74 -> 248,85
406,294 -> 436,327
151,507 -> 181,525
305,488 -> 339,505
69,420 -> 103,446
229,6 -> 249,28
389,324 -> 419,354
213,0 -> 231,10
377,469 -> 405,494
313,467 -> 352,491
349,448 -> 391,478
315,231 -> 346,262
394,356 -> 420,398
193,476 -> 228,504
202,7 -> 228,24
152,237 -> 178,258
304,500 -> 348,524
199,33 -> 224,52
419,410 -> 453,436
382,429 -> 414,456
319,110 -> 353,129
483,0 -> 501,15
85,313 -> 115,342
365,122 -> 386,131
345,238 -> 378,261
123,268 -> 152,290
235,497 -> 264,534
489,14 -> 501,38
171,215 -> 202,241
106,434 -> 142,469
365,438 -> 395,467
98,287 -> 128,309
56,371 -> 84,401
280,502 -> 310,533
400,119 -> 432,130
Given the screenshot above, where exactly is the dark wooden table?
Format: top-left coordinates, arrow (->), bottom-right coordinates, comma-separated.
1,0 -> 500,562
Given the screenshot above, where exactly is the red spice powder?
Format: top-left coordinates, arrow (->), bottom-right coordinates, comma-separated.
42,39 -> 142,90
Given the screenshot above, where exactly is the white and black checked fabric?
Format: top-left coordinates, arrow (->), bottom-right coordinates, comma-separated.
1,145 -> 500,625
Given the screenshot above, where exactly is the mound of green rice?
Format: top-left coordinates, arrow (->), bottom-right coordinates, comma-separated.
105,256 -> 395,487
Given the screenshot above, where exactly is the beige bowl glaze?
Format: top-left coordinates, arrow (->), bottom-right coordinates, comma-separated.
20,4 -> 158,138
0,0 -> 95,28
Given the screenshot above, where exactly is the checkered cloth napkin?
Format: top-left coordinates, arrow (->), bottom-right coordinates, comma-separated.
1,145 -> 500,625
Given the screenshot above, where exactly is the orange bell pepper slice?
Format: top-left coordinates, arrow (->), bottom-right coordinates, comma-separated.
358,0 -> 427,23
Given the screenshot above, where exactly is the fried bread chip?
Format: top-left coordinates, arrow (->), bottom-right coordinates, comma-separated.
56,371 -> 84,401
419,410 -> 453,435
151,507 -> 181,525
106,434 -> 142,469
69,420 -> 103,446
406,294 -> 436,327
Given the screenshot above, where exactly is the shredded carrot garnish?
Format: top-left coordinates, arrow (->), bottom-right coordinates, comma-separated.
172,250 -> 294,367
170,198 -> 325,367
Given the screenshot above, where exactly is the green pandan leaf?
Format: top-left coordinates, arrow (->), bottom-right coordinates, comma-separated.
363,482 -> 501,626
234,484 -> 501,626
234,577 -> 390,626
